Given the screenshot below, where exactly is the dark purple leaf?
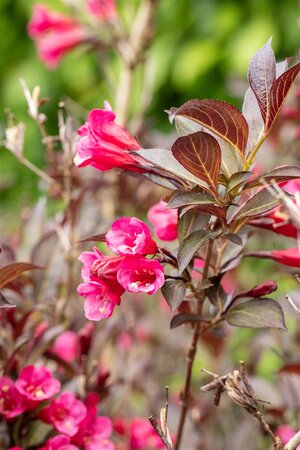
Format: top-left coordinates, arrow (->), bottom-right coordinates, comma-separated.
225,171 -> 253,195
170,313 -> 204,329
0,292 -> 16,309
248,38 -> 276,126
172,131 -> 221,191
178,229 -> 221,273
230,188 -> 283,221
161,279 -> 186,312
173,99 -> 249,158
267,61 -> 300,130
226,298 -> 287,330
78,233 -> 107,244
0,263 -> 44,289
243,165 -> 300,191
167,191 -> 216,209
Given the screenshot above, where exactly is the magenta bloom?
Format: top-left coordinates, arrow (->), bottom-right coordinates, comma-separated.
72,405 -> 114,450
117,257 -> 164,294
51,331 -> 80,363
77,247 -> 125,321
249,248 -> 300,268
40,391 -> 87,437
0,376 -> 26,419
15,365 -> 61,403
130,418 -> 164,449
106,217 -> 157,256
87,0 -> 117,20
39,435 -> 79,450
74,108 -> 142,172
28,4 -> 87,68
275,425 -> 300,448
148,200 -> 178,241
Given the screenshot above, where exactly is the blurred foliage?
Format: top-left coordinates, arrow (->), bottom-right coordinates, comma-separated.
0,0 -> 299,210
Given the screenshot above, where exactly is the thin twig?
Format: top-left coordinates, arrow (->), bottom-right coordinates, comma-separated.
149,415 -> 173,450
174,239 -> 214,450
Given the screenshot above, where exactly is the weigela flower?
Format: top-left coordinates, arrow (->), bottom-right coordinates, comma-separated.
87,0 -> 117,20
106,217 -> 157,256
275,425 -> 300,448
39,435 -> 79,450
117,257 -> 164,294
74,107 -> 143,172
28,4 -> 87,68
0,376 -> 26,419
77,247 -> 125,321
50,331 -> 80,363
15,365 -> 61,403
252,248 -> 300,267
148,200 -> 178,241
39,391 -> 87,437
72,404 -> 114,450
28,4 -> 76,37
129,418 -> 165,449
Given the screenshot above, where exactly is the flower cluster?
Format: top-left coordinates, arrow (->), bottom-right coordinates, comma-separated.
78,217 -> 164,321
1,366 -> 114,450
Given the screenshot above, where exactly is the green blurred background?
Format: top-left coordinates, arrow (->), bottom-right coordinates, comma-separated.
0,0 -> 299,210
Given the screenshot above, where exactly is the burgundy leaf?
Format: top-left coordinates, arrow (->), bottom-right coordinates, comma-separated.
78,233 -> 107,243
0,292 -> 15,309
0,263 -> 44,289
172,131 -> 221,191
248,38 -> 276,126
174,99 -> 249,158
267,61 -> 300,130
161,279 -> 186,312
170,313 -> 204,329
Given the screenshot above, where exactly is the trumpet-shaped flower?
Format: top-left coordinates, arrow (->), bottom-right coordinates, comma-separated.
106,217 -> 157,256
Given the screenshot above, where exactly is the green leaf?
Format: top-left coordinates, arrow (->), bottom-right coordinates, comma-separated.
172,131 -> 221,191
161,279 -> 186,312
167,191 -> 216,209
178,229 -> 221,273
226,298 -> 287,330
230,188 -> 282,221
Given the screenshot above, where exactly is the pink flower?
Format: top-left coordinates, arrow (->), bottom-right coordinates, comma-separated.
28,4 -> 87,68
129,418 -> 164,449
39,391 -> 87,437
249,248 -> 300,267
39,435 -> 79,450
15,366 -> 61,403
275,425 -> 300,448
117,257 -> 164,294
74,107 -> 143,172
87,0 -> 117,20
77,247 -> 124,321
50,331 -> 80,363
28,4 -> 76,37
148,201 -> 178,241
0,376 -> 25,419
71,399 -> 114,450
37,27 -> 88,68
106,217 -> 157,256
